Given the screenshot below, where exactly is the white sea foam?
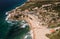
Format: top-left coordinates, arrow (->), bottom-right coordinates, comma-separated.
5,19 -> 10,23
5,12 -> 9,15
24,32 -> 32,39
24,35 -> 29,39
5,14 -> 11,21
21,23 -> 28,28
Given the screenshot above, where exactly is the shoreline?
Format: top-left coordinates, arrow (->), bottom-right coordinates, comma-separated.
5,0 -> 27,13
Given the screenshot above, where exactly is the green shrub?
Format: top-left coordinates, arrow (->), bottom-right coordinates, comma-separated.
48,25 -> 56,28
57,24 -> 60,27
46,30 -> 60,39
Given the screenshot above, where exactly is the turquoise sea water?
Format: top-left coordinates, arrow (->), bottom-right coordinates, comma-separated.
0,0 -> 30,39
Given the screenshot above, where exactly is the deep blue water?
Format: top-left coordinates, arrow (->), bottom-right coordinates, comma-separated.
0,0 -> 29,39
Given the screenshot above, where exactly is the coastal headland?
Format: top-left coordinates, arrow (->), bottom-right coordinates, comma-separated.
6,1 -> 60,39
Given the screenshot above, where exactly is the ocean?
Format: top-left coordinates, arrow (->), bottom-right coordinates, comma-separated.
0,0 -> 30,39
